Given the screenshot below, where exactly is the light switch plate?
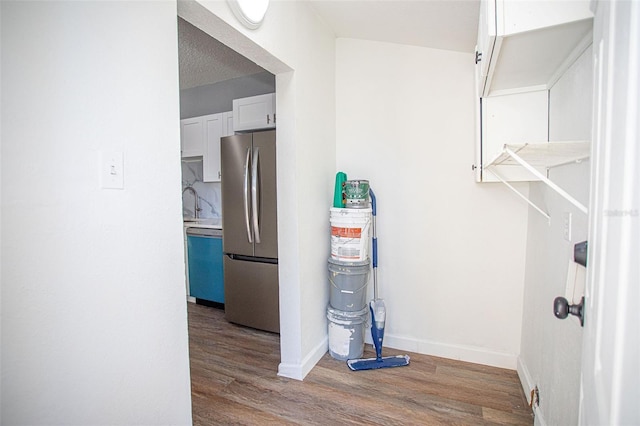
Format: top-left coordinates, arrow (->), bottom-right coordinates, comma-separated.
562,211 -> 572,242
100,151 -> 124,189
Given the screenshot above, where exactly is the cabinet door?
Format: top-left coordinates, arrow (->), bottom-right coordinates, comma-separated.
223,111 -> 234,137
476,0 -> 497,94
232,93 -> 275,131
477,0 -> 593,96
180,117 -> 203,158
203,113 -> 223,182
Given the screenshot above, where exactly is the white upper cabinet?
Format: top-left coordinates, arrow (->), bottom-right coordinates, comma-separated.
232,93 -> 276,131
223,111 -> 234,137
202,114 -> 223,182
476,0 -> 593,97
180,117 -> 204,158
474,0 -> 593,218
181,111 -> 233,183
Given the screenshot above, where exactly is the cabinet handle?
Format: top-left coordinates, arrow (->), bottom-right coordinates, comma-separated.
266,114 -> 270,124
218,171 -> 221,179
273,113 -> 276,124
475,51 -> 482,64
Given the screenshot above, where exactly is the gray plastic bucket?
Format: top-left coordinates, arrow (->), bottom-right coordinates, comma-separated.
327,305 -> 369,361
328,258 -> 370,311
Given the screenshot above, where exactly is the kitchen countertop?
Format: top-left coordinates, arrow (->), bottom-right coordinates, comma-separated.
183,218 -> 223,230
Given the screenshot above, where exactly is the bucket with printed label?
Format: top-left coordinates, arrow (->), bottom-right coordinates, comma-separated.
327,305 -> 369,361
328,258 -> 370,311
329,207 -> 371,262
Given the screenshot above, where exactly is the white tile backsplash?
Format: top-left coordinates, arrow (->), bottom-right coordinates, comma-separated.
181,159 -> 221,219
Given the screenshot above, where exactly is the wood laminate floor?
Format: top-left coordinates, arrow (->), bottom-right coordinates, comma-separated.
188,302 -> 533,425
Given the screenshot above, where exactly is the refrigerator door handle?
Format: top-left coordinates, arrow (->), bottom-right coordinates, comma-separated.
252,147 -> 261,244
243,146 -> 252,243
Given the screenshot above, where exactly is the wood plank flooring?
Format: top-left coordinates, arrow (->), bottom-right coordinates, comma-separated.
188,303 -> 533,425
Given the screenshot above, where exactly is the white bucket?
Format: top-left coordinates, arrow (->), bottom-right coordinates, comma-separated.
327,306 -> 369,361
329,207 -> 372,262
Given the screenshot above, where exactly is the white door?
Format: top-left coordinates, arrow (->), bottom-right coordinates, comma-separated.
580,1 -> 640,424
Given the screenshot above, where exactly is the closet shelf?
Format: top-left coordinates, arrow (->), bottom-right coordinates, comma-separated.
484,141 -> 590,220
487,141 -> 590,168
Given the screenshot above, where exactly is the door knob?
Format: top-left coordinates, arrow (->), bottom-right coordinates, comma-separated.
554,296 -> 584,327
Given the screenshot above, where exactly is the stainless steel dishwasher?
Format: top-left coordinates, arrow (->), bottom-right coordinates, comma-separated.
186,227 -> 224,307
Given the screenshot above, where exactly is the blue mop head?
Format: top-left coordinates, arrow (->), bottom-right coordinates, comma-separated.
347,354 -> 410,371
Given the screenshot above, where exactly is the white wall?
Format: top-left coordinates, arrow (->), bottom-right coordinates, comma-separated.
518,46 -> 592,426
336,38 -> 529,368
177,0 -> 337,379
1,2 -> 192,424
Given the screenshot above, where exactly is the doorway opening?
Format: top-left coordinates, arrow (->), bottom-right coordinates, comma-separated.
176,7 -> 294,377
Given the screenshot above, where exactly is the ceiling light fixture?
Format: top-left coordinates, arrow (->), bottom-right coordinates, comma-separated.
227,0 -> 270,29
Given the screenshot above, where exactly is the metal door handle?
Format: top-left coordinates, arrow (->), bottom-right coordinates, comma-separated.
554,296 -> 584,326
251,147 -> 261,244
243,147 -> 252,243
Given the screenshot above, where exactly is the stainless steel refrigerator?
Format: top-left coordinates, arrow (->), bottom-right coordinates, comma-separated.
221,130 -> 279,333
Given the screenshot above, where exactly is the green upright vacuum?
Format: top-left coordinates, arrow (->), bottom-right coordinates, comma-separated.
347,189 -> 410,371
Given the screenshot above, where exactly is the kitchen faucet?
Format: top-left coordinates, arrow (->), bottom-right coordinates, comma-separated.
182,186 -> 201,219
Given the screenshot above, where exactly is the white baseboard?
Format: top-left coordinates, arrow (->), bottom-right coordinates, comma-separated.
278,336 -> 328,381
382,333 -> 518,370
279,332 -> 518,380
517,356 -> 546,426
517,357 -> 535,404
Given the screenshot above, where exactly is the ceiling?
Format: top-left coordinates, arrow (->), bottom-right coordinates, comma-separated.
308,0 -> 480,53
178,18 -> 266,89
178,1 -> 481,89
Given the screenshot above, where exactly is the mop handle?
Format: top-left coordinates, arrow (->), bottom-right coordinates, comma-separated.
369,188 -> 378,300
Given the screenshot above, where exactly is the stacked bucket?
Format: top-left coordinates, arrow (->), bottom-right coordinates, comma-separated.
327,174 -> 372,361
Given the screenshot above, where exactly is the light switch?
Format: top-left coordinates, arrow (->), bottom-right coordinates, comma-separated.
562,212 -> 572,242
100,151 -> 124,189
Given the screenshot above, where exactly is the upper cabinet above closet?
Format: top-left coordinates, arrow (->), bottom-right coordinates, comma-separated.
476,0 -> 593,97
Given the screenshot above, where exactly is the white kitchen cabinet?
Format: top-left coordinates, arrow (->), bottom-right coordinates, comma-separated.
476,0 -> 593,97
202,114 -> 223,182
223,111 -> 234,137
232,93 -> 275,131
181,111 -> 233,183
180,117 -> 204,158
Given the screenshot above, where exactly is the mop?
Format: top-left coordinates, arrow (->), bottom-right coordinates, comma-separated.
347,189 -> 410,371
